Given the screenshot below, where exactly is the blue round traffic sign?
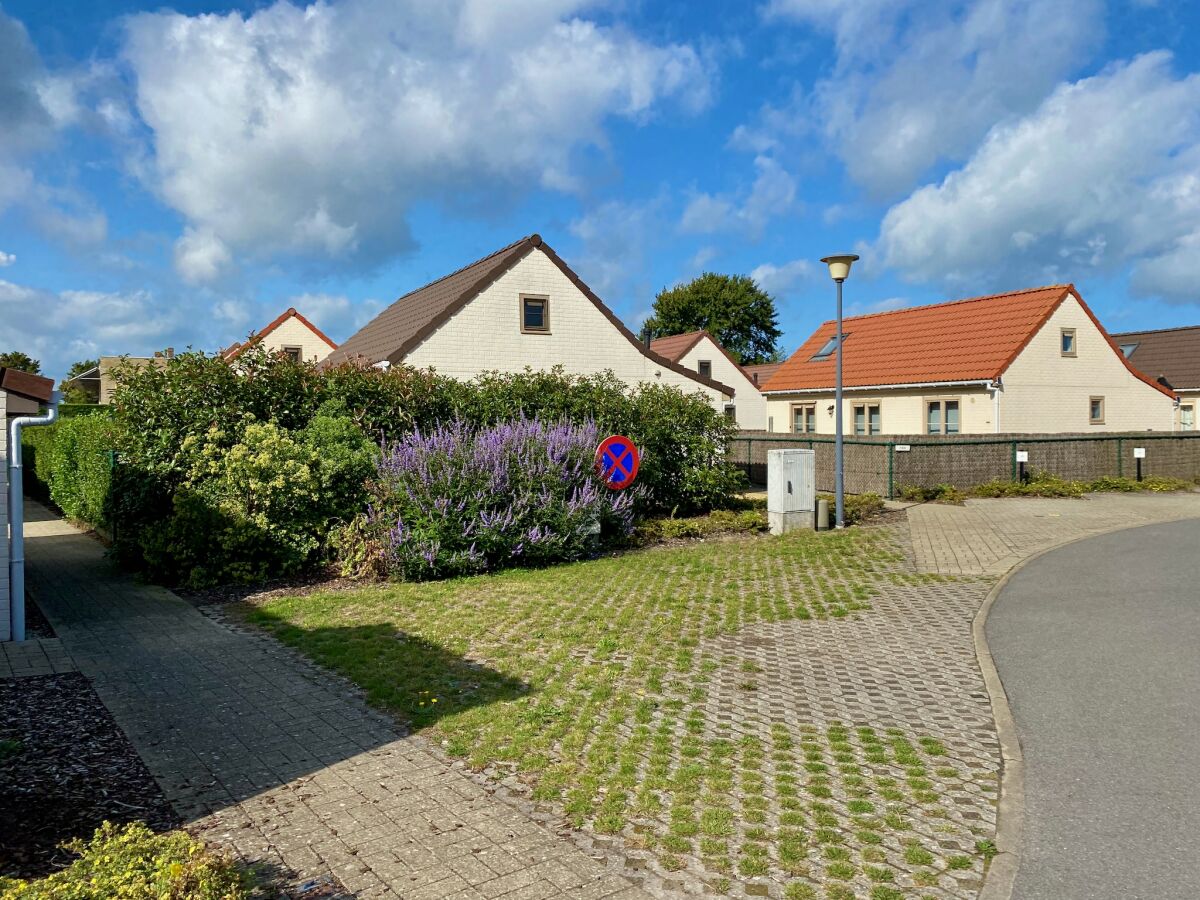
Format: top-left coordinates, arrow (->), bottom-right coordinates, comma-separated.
595,435 -> 640,490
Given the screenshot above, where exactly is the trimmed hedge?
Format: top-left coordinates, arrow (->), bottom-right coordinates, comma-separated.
33,348 -> 745,586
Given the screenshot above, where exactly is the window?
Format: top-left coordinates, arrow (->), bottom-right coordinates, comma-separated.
810,333 -> 847,361
853,402 -> 881,436
521,295 -> 549,333
1119,342 -> 1139,359
1089,396 -> 1105,424
1061,328 -> 1076,357
281,346 -> 302,362
926,399 -> 960,435
723,404 -> 736,422
1182,404 -> 1195,431
792,403 -> 816,434
698,360 -> 713,379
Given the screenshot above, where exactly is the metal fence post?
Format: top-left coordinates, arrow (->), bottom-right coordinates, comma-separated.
1010,441 -> 1018,481
1117,437 -> 1124,478
887,443 -> 895,500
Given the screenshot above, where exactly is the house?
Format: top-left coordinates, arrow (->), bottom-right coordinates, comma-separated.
761,284 -> 1177,435
649,331 -> 767,428
222,307 -> 338,364
744,362 -> 782,390
2,367 -> 55,642
96,350 -> 172,405
328,234 -> 735,406
1111,326 -> 1200,432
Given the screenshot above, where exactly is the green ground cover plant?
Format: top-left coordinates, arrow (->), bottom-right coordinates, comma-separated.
0,821 -> 251,899
244,525 -> 993,896
900,470 -> 1194,504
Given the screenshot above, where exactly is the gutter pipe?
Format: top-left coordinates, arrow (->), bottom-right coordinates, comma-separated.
8,390 -> 60,642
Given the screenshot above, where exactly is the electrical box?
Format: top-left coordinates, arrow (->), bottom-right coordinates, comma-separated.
767,449 -> 815,535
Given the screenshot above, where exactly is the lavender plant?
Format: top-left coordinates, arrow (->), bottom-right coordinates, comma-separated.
357,418 -> 635,580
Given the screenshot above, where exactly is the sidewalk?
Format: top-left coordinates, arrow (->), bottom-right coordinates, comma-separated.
906,492 -> 1200,575
22,501 -> 647,900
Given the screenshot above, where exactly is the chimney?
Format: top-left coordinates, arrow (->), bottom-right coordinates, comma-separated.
165,347 -> 175,359
153,351 -> 163,358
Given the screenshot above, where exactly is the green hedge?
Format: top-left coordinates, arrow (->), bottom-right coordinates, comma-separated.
20,415 -> 117,527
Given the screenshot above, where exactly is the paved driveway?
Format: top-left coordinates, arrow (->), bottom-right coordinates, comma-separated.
987,519 -> 1200,900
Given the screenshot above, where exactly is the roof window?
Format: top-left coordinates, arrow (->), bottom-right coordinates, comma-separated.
1118,342 -> 1139,358
810,334 -> 845,361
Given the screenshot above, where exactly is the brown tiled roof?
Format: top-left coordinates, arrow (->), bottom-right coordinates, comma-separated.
326,235 -> 736,396
1111,325 -> 1200,390
0,368 -> 54,402
649,331 -> 706,362
743,363 -> 782,388
762,284 -> 1175,399
223,307 -> 338,360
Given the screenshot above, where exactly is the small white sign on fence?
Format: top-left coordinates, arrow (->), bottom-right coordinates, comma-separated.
1134,447 -> 1146,459
1015,450 -> 1029,463
894,444 -> 911,452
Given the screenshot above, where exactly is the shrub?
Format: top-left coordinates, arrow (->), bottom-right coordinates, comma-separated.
348,418 -> 635,580
897,483 -> 966,504
41,414 -> 119,526
634,507 -> 767,544
817,492 -> 886,525
0,821 -> 251,899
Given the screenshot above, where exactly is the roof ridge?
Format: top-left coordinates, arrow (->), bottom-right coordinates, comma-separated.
389,234 -> 537,306
1111,324 -> 1200,337
817,284 -> 1072,327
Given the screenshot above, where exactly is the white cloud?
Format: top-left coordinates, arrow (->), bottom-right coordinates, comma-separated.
0,251 -> 14,266
569,196 -> 668,304
0,277 -> 181,379
762,0 -> 1103,197
120,0 -> 711,282
680,156 -> 796,237
751,258 -> 813,296
880,52 -> 1200,302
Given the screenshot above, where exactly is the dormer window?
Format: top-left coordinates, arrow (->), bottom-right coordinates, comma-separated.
521,295 -> 549,333
1119,342 -> 1139,358
811,334 -> 845,361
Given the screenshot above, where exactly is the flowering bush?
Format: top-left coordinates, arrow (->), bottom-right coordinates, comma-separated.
347,418 -> 634,580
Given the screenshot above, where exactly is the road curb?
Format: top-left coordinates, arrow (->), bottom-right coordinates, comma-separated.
972,510 -> 1200,900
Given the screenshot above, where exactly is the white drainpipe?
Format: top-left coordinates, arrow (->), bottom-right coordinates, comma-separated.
990,380 -> 1002,433
8,390 -> 60,642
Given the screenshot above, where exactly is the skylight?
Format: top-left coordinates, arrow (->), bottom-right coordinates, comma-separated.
1118,342 -> 1139,358
810,334 -> 846,361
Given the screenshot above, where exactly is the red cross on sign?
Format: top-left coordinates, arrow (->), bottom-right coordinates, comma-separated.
595,435 -> 640,490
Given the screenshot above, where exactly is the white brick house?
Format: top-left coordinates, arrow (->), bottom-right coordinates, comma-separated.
328,235 -> 735,404
650,331 -> 768,429
223,307 -> 339,364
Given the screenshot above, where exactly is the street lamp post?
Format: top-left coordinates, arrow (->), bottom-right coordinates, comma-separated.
819,253 -> 859,529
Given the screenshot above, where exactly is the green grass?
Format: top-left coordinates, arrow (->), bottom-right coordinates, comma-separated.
0,739 -> 22,762
244,524 -> 991,894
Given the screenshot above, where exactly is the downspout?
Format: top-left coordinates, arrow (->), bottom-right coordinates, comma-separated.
990,379 -> 1002,434
8,390 -> 60,642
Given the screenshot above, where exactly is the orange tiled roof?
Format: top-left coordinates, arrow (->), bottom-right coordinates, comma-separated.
762,284 -> 1175,399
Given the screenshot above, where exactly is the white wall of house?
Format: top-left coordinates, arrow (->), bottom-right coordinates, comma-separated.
265,316 -> 335,363
674,336 -> 767,429
1000,296 -> 1176,432
1,388 -> 9,642
406,248 -> 730,406
764,385 -> 995,436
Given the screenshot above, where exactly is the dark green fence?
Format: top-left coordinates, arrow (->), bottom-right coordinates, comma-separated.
730,431 -> 1200,498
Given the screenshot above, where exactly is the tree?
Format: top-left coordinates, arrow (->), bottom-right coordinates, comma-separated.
0,351 -> 41,374
644,273 -> 782,364
63,358 -> 101,404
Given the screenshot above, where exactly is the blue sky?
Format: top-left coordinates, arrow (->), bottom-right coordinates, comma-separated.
3,0 -> 1200,380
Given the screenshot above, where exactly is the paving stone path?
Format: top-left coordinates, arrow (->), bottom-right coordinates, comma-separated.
906,492 -> 1200,575
22,501 -> 649,900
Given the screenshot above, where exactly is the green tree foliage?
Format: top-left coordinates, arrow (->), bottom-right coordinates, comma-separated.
644,273 -> 783,364
62,358 -> 100,404
0,350 -> 41,374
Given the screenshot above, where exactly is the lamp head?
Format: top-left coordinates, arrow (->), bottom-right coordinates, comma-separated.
820,253 -> 860,282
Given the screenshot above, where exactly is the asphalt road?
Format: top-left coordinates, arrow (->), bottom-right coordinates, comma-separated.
987,518 -> 1200,900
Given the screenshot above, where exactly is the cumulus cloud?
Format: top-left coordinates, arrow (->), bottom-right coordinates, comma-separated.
879,52 -> 1200,302
120,0 -> 711,282
763,0 -> 1103,197
0,277 -> 182,378
0,250 -> 14,266
750,258 -> 813,296
680,156 -> 796,237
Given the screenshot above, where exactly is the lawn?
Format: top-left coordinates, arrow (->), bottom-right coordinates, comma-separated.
243,525 -> 995,898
